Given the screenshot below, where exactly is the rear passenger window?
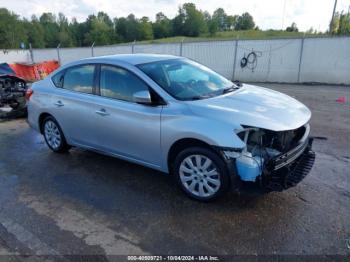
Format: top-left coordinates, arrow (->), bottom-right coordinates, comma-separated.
52,71 -> 64,88
100,65 -> 149,102
62,65 -> 95,94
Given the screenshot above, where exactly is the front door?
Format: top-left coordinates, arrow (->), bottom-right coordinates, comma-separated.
92,64 -> 162,168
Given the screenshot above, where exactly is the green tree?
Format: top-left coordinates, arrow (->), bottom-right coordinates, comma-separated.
212,8 -> 227,31
139,16 -> 153,40
172,7 -> 186,35
69,18 -> 86,46
26,15 -> 45,48
337,12 -> 350,35
57,13 -> 73,47
97,11 -> 114,28
286,22 -> 298,32
83,12 -> 115,45
124,14 -> 141,41
39,12 -> 59,47
152,12 -> 171,39
226,15 -> 237,30
174,3 -> 207,37
0,6 -> 262,48
207,20 -> 218,36
115,17 -> 128,42
0,8 -> 27,48
235,12 -> 255,30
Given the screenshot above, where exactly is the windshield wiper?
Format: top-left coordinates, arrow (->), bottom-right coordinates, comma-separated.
189,95 -> 212,101
186,86 -> 240,101
222,85 -> 239,94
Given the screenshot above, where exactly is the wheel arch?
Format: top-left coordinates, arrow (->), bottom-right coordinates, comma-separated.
38,112 -> 53,134
167,138 -> 221,173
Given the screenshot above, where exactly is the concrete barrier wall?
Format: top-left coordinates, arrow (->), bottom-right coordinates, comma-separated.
58,47 -> 91,65
300,38 -> 350,84
32,48 -> 57,63
1,37 -> 350,84
134,43 -> 180,56
94,45 -> 132,57
182,41 -> 235,79
234,39 -> 302,83
0,50 -> 30,64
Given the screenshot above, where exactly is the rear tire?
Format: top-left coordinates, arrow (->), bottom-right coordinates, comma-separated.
42,116 -> 70,153
172,147 -> 230,201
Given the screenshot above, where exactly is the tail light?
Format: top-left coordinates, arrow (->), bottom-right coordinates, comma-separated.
25,88 -> 33,101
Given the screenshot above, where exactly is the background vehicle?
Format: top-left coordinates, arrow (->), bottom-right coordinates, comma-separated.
0,74 -> 28,119
26,54 -> 315,201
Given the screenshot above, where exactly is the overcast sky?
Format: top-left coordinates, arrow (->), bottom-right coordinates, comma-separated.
2,0 -> 350,31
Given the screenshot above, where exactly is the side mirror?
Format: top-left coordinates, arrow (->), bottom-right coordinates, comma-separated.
133,90 -> 152,105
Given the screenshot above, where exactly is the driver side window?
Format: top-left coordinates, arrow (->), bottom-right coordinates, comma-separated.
100,65 -> 149,102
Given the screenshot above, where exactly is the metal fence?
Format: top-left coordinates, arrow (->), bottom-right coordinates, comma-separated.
1,36 -> 350,85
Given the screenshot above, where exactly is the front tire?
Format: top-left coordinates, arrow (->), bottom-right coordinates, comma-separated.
42,116 -> 70,153
173,147 -> 230,201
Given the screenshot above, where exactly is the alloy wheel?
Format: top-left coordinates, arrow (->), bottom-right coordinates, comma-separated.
179,154 -> 221,198
44,120 -> 62,150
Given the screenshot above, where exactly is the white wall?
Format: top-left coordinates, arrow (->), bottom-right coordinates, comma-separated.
300,37 -> 350,84
0,49 -> 30,64
1,37 -> 350,84
58,47 -> 91,65
234,39 -> 302,83
134,43 -> 180,56
32,48 -> 57,62
182,41 -> 235,79
94,45 -> 132,56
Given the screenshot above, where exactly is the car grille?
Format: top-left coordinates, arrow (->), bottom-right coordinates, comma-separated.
263,138 -> 315,192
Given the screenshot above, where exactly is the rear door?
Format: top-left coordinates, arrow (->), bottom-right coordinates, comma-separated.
50,64 -> 101,148
92,64 -> 162,168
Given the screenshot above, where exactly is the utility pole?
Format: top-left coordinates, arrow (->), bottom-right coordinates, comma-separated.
132,40 -> 136,54
282,0 -> 287,30
29,43 -> 34,64
329,0 -> 338,34
91,42 -> 95,57
56,43 -> 61,65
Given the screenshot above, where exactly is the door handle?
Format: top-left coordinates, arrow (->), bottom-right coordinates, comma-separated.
54,101 -> 64,107
95,108 -> 109,116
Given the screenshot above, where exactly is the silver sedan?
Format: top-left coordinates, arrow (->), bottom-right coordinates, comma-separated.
27,54 -> 315,201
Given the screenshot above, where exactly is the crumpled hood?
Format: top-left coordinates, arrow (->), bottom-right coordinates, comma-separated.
187,84 -> 311,131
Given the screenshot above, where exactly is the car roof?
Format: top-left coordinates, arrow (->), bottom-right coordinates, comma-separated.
84,53 -> 180,65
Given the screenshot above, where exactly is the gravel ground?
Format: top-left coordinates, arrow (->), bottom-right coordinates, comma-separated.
0,83 -> 349,260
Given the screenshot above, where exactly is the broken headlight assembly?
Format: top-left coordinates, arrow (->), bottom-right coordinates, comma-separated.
233,127 -> 281,182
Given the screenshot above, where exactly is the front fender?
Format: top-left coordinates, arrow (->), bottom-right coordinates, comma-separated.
160,104 -> 245,172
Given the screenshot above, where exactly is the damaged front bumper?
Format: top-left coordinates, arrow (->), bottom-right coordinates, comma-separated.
262,137 -> 315,192
221,125 -> 316,193
0,74 -> 28,119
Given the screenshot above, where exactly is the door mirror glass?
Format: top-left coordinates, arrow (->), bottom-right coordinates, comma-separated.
133,91 -> 152,105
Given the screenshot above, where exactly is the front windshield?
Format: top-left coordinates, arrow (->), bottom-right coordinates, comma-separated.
137,59 -> 235,101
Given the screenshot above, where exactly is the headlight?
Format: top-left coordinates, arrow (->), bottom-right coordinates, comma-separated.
235,127 -> 260,145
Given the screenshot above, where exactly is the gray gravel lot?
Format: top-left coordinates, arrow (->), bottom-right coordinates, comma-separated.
0,83 -> 349,259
